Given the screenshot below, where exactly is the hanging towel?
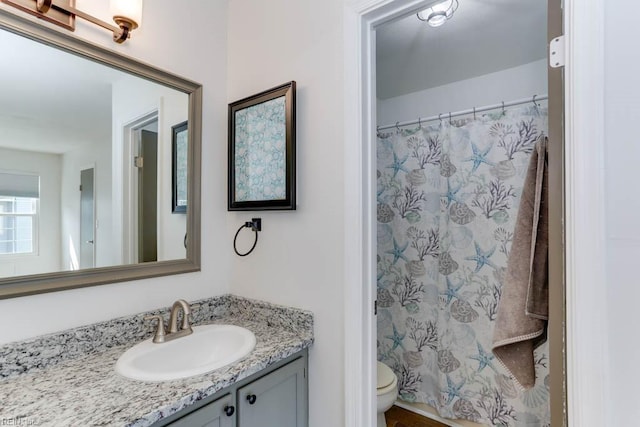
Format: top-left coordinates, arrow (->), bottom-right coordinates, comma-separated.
492,136 -> 549,390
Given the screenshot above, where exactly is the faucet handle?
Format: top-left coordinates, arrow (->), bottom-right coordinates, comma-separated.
144,315 -> 166,343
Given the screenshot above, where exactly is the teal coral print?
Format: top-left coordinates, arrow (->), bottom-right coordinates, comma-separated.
377,105 -> 550,426
234,96 -> 287,202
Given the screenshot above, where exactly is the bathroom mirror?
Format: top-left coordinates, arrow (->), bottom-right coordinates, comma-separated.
0,9 -> 202,299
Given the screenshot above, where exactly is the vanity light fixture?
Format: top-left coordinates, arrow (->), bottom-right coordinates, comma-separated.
417,0 -> 458,28
1,0 -> 142,43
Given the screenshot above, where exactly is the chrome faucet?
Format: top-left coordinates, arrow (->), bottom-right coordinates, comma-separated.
145,299 -> 193,344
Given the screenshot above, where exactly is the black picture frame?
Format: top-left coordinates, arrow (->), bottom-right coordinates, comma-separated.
171,121 -> 188,213
228,81 -> 296,211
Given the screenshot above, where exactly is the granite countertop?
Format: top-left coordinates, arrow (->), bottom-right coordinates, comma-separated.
0,295 -> 313,427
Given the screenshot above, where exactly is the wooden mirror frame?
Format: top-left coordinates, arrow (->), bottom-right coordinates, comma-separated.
0,9 -> 202,299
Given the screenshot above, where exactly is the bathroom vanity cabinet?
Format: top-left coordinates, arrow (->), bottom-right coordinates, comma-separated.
161,351 -> 308,427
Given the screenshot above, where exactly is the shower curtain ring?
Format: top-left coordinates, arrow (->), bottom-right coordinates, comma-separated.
395,121 -> 400,132
418,117 -> 422,128
501,101 -> 505,115
448,112 -> 452,124
473,107 -> 476,121
438,113 -> 443,123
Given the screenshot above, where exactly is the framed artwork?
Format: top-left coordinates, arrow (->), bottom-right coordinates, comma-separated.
228,81 -> 296,211
171,120 -> 188,213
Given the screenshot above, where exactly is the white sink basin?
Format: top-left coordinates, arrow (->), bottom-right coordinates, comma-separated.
115,324 -> 256,382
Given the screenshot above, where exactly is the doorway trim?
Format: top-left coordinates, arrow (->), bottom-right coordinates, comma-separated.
120,110 -> 159,265
342,0 -> 607,426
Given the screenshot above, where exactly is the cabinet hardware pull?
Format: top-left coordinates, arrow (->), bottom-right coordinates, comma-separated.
224,405 -> 235,416
246,394 -> 257,405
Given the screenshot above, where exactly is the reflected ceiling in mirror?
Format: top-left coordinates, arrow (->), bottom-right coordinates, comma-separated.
0,8 -> 202,298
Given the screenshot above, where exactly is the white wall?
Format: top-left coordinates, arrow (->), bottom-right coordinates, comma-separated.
227,1 -> 345,426
0,0 -> 230,344
604,1 -> 640,423
0,148 -> 61,277
377,59 -> 548,126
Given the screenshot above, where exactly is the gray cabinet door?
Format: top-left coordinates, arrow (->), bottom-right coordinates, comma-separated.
168,393 -> 235,427
237,357 -> 307,427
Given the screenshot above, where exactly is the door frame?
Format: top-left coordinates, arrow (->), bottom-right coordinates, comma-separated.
342,0 -> 608,426
121,110 -> 159,264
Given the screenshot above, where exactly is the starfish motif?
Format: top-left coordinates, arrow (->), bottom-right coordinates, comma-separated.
376,187 -> 385,203
469,342 -> 496,373
387,151 -> 410,177
385,323 -> 406,352
442,375 -> 466,405
465,242 -> 497,272
444,179 -> 464,206
440,276 -> 464,305
463,142 -> 495,172
386,238 -> 409,265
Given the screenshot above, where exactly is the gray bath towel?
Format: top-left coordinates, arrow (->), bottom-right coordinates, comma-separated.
492,136 -> 548,390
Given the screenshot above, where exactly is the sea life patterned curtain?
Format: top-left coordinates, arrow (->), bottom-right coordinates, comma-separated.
376,105 -> 550,426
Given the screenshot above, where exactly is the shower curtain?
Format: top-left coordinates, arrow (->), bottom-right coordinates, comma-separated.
376,104 -> 550,426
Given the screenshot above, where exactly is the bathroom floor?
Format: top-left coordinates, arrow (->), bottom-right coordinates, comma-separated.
385,405 -> 448,427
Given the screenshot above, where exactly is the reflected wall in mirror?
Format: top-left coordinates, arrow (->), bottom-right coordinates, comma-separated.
0,9 -> 202,298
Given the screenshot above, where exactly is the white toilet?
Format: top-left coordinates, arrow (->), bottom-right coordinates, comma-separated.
377,361 -> 398,427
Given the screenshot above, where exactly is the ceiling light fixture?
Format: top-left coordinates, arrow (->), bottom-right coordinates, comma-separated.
417,0 -> 458,28
1,0 -> 143,43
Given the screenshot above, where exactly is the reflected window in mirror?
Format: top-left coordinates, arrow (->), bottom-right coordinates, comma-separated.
0,173 -> 40,258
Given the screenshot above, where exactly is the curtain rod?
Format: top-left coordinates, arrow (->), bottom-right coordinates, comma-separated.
377,94 -> 549,132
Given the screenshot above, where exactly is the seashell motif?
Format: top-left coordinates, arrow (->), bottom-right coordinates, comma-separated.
492,210 -> 509,224
522,383 -> 549,408
452,398 -> 481,422
407,169 -> 428,186
438,252 -> 459,275
403,351 -> 424,368
450,226 -> 473,249
406,260 -> 427,277
495,373 -> 519,399
377,169 -> 382,179
437,349 -> 461,373
405,302 -> 420,314
405,211 -> 421,224
377,203 -> 395,223
450,299 -> 479,323
449,202 -> 476,225
440,154 -> 457,177
377,288 -> 394,308
490,159 -> 517,180
400,391 -> 417,402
